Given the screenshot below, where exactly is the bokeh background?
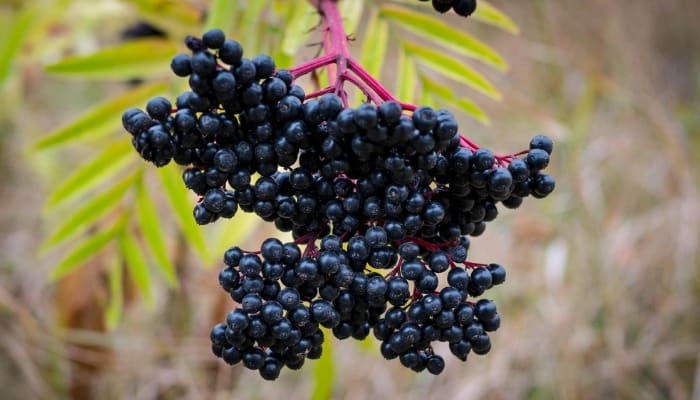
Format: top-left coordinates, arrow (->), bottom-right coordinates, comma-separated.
1,0 -> 699,399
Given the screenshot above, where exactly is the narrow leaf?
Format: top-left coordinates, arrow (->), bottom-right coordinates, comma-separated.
212,212 -> 262,265
33,82 -> 168,151
474,1 -> 519,34
119,232 -> 155,309
446,96 -> 489,124
49,216 -> 126,281
204,0 -> 237,34
356,10 -> 389,104
380,4 -> 508,70
421,75 -> 489,123
0,5 -> 39,86
135,180 -> 178,287
311,329 -> 335,400
403,41 -> 501,100
396,48 -> 417,103
105,257 -> 124,330
121,0 -> 201,36
42,171 -> 140,251
45,39 -> 177,80
157,165 -> 210,263
339,0 -> 365,36
360,11 -> 389,79
45,140 -> 135,208
281,1 -> 317,57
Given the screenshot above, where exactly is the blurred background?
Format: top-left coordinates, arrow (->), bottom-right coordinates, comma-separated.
0,0 -> 699,399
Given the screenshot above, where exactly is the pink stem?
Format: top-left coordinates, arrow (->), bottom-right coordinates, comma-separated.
290,54 -> 336,78
342,72 -> 384,105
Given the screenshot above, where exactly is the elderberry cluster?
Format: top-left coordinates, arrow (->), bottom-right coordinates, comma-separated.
420,0 -> 477,17
121,29 -> 555,380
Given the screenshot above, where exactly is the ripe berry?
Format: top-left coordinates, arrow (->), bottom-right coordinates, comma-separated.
202,28 -> 226,49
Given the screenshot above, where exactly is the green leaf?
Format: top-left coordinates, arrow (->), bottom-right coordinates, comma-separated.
157,164 -> 210,264
396,48 -> 417,103
45,39 -> 178,80
204,0 -> 238,34
281,0 -> 316,57
45,139 -> 135,208
240,1 -> 268,54
339,0 -> 365,36
0,4 -> 39,86
403,41 -> 501,100
380,4 -> 507,70
474,1 -> 519,34
42,171 -> 140,251
33,82 -> 169,151
212,211 -> 262,263
421,75 -> 489,123
135,179 -> 178,287
311,328 -> 335,400
122,0 -> 201,36
356,10 -> 389,104
118,231 -> 155,309
360,10 -> 389,79
105,257 -> 124,331
49,216 -> 126,281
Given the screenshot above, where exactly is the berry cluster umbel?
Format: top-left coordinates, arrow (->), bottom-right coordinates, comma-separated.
420,0 -> 477,17
122,22 -> 554,380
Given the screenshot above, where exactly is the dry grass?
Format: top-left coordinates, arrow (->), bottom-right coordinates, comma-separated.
1,0 -> 699,399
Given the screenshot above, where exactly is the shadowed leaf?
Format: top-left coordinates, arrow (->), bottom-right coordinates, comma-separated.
381,4 -> 508,70
122,0 -> 201,35
33,82 -> 168,151
45,39 -> 177,80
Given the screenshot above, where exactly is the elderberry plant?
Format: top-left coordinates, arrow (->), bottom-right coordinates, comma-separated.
122,0 -> 554,380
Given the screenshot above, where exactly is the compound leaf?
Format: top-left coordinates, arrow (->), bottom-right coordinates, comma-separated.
204,0 -> 238,35
49,216 -> 126,281
422,75 -> 489,123
45,39 -> 177,80
396,48 -> 417,103
474,1 -> 519,34
0,4 -> 39,86
157,164 -> 210,264
403,41 -> 501,100
135,179 -> 178,287
356,9 -> 389,104
42,171 -> 140,251
45,140 -> 135,208
118,231 -> 155,309
380,4 -> 507,70
281,0 -> 317,57
33,82 -> 168,151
